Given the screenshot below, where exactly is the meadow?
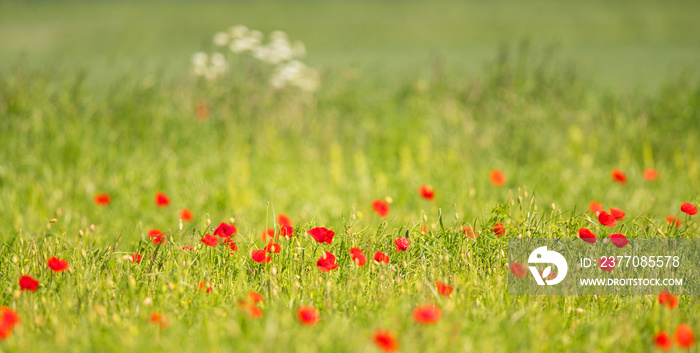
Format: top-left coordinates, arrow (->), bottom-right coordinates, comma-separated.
0,1 -> 699,352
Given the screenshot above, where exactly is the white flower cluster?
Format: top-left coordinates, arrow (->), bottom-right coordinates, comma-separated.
191,25 -> 319,92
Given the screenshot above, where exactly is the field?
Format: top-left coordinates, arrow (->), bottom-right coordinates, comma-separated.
0,1 -> 699,352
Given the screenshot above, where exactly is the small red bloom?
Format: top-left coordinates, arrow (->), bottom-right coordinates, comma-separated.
251,249 -> 271,263
261,228 -> 275,240
279,225 -> 294,237
412,305 -> 442,324
578,228 -> 596,244
609,234 -> 629,248
18,275 -> 39,291
198,281 -> 212,294
462,226 -> 477,239
155,192 -> 170,206
239,301 -> 263,318
373,330 -> 399,352
394,238 -> 410,252
436,281 -> 453,297
214,222 -> 236,238
94,193 -> 111,206
350,248 -> 367,266
658,290 -> 679,309
420,225 -> 429,233
493,223 -> 505,236
308,227 -> 335,244
316,251 -> 339,272
589,201 -> 604,214
264,242 -> 281,254
200,234 -> 219,247
675,324 -> 696,349
277,214 -> 292,227
419,185 -> 435,201
609,208 -> 625,220
599,257 -> 615,272
654,331 -> 672,351
179,209 -> 193,221
148,312 -> 169,328
667,215 -> 681,227
248,291 -> 264,303
490,169 -> 506,186
509,263 -> 527,279
47,257 -> 68,272
0,307 -> 20,340
681,202 -> 698,216
643,168 -> 659,181
598,211 -> 617,227
372,200 -> 390,218
297,306 -> 319,325
227,241 -> 238,252
131,254 -> 143,263
182,245 -> 193,251
374,251 -> 390,264
148,229 -> 166,244
611,169 -> 627,184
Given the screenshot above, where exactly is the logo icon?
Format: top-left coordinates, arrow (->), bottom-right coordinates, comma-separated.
527,246 -> 568,285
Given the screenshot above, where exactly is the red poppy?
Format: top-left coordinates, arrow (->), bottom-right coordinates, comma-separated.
182,246 -> 193,251
198,281 -> 212,294
374,251 -> 390,264
47,257 -> 68,272
264,242 -> 281,254
155,192 -> 170,206
490,169 -> 506,186
609,208 -> 625,220
297,306 -> 319,325
373,330 -> 399,352
227,241 -> 238,252
0,307 -> 20,340
18,275 -> 39,291
667,215 -> 681,227
589,201 -> 604,214
394,238 -> 410,252
598,211 -> 617,227
239,301 -> 263,318
131,254 -> 143,263
675,324 -> 696,349
372,200 -> 390,218
599,257 -> 615,272
261,228 -> 275,240
681,202 -> 698,216
658,290 -> 679,309
148,229 -> 163,238
509,263 -> 527,279
94,193 -> 111,206
578,228 -> 597,244
251,250 -> 271,263
493,223 -> 505,236
609,234 -> 629,248
654,331 -> 672,351
420,225 -> 429,233
148,312 -> 169,328
611,169 -> 627,184
412,305 -> 442,324
316,251 -> 339,272
350,248 -> 367,266
462,226 -> 477,239
279,225 -> 294,237
196,101 -> 210,120
419,185 -> 435,201
179,209 -> 193,221
436,281 -> 453,297
277,214 -> 292,227
200,234 -> 219,247
214,222 -> 236,238
643,168 -> 659,181
248,291 -> 264,303
308,227 -> 335,244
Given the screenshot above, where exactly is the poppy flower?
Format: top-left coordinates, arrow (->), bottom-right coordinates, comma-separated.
374,251 -> 390,264
643,168 -> 659,181
308,227 -> 335,244
609,234 -> 629,248
675,324 -> 696,349
609,208 -> 625,221
598,211 -> 617,227
611,169 -> 627,184
0,307 -> 20,340
316,251 -> 339,272
493,223 -> 505,236
372,200 -> 390,218
248,291 -> 264,303
196,101 -> 210,120
261,228 -> 275,240
94,193 -> 111,206
200,234 -> 219,247
214,222 -> 236,238
47,257 -> 68,272
419,185 -> 435,201
264,242 -> 281,254
240,302 -> 263,318
227,241 -> 238,252
18,275 -> 39,291
412,305 -> 442,324
297,306 -> 319,325
148,312 -> 169,328
350,248 -> 367,266
394,238 -> 410,252
420,225 -> 429,233
540,270 -> 557,281
599,257 -> 615,272
436,281 -> 453,297
667,215 -> 681,227
578,228 -> 597,243
462,226 -> 477,239
373,330 -> 399,352
251,250 -> 271,263
179,209 -> 193,221
155,192 -> 170,207
681,202 -> 698,216
182,246 -> 193,251
589,201 -> 604,214
198,281 -> 212,294
490,169 -> 506,186
280,225 -> 294,237
148,229 -> 166,244
131,254 -> 143,263
654,331 -> 672,351
509,263 -> 527,279
658,290 -> 679,309
277,214 -> 292,227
